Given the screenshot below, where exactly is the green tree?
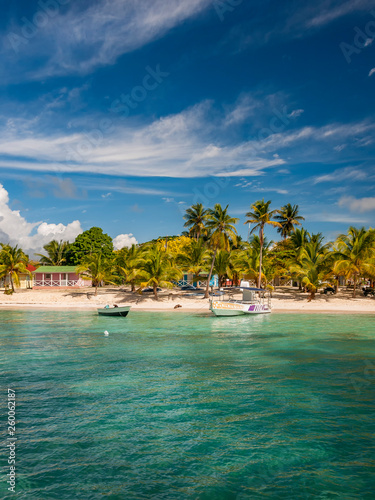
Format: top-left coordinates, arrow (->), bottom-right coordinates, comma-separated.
205,204 -> 239,298
139,244 -> 182,299
115,244 -> 145,291
35,240 -> 70,266
245,199 -> 281,288
66,227 -> 113,265
0,244 -> 31,293
176,238 -> 210,283
183,203 -> 208,240
213,250 -> 232,287
332,227 -> 375,297
289,240 -> 329,300
76,253 -> 116,296
275,204 -> 305,239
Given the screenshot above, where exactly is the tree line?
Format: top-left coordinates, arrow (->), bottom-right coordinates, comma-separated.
1,200 -> 374,299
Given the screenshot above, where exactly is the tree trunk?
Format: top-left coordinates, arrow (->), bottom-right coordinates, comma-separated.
352,275 -> 357,298
131,282 -> 135,292
95,284 -> 98,296
258,228 -> 264,289
153,283 -> 158,300
308,290 -> 315,302
205,248 -> 217,298
10,273 -> 15,292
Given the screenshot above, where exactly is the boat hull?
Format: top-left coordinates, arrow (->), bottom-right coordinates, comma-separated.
210,301 -> 271,317
97,306 -> 130,317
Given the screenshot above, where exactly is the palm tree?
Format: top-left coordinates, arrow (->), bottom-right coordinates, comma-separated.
289,240 -> 329,300
115,244 -> 145,291
35,240 -> 70,266
204,204 -> 239,298
213,250 -> 232,287
0,244 -> 31,293
275,204 -> 305,239
332,227 -> 375,298
183,203 -> 208,240
139,244 -> 182,299
245,199 -> 281,288
176,238 -> 210,283
76,253 -> 116,296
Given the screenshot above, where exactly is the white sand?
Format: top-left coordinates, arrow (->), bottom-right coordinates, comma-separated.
0,287 -> 374,314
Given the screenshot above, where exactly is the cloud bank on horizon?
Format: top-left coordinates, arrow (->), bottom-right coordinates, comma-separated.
0,184 -> 137,256
0,0 -> 374,244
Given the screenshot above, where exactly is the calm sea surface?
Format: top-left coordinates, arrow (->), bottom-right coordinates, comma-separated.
1,311 -> 375,499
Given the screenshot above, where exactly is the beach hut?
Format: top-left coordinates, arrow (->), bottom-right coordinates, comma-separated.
32,266 -> 91,289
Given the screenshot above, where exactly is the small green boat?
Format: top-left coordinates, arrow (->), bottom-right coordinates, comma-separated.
97,305 -> 131,317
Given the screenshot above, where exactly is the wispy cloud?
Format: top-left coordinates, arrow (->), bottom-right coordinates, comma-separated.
2,0 -> 213,81
312,166 -> 369,184
369,68 -> 375,77
306,0 -> 372,28
0,99 -> 374,180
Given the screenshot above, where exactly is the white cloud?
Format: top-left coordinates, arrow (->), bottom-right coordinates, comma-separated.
3,0 -> 212,80
113,234 -> 138,250
0,100 -> 373,180
288,109 -> 304,118
313,166 -> 368,184
338,195 -> 375,213
307,0 -> 371,27
0,183 -> 82,256
369,68 -> 375,77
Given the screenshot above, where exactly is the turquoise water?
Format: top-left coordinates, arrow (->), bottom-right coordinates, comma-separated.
1,311 -> 375,499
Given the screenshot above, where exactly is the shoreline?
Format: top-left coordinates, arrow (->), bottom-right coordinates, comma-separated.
0,287 -> 374,314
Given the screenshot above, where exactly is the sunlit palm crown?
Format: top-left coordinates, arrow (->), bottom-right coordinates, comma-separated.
274,203 -> 305,238
245,199 -> 281,233
206,204 -> 239,250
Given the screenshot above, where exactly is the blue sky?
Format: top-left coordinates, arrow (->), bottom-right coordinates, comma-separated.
0,0 -> 374,253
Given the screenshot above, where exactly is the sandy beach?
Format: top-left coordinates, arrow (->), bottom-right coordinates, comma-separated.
0,287 -> 374,314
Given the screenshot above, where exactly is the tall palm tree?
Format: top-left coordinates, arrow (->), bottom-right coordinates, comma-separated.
245,199 -> 281,288
0,244 -> 31,293
204,204 -> 239,298
35,240 -> 70,266
139,244 -> 182,299
275,204 -> 305,239
183,203 -> 208,240
332,227 -> 375,298
76,253 -> 116,296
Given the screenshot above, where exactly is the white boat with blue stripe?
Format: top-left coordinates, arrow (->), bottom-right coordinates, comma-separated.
209,281 -> 271,317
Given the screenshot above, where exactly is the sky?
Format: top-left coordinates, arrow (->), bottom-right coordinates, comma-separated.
0,0 -> 374,255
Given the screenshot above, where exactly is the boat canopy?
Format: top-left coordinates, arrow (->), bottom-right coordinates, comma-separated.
233,286 -> 265,292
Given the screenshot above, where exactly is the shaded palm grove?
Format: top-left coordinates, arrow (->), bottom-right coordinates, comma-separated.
1,201 -> 375,300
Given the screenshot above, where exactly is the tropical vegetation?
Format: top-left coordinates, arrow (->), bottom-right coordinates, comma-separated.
1,203 -> 375,301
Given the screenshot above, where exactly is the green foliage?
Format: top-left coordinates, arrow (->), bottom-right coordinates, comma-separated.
0,244 -> 30,293
183,203 -> 208,240
76,253 -> 116,296
115,244 -> 145,291
66,227 -> 113,265
138,244 -> 182,299
204,204 -> 239,297
245,199 -> 281,288
274,203 -> 304,239
35,240 -> 70,265
332,227 -> 375,297
176,238 -> 210,281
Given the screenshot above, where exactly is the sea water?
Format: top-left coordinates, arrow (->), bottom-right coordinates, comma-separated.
1,310 -> 375,499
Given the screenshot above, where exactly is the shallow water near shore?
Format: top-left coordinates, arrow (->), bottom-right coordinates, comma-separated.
1,311 -> 375,499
